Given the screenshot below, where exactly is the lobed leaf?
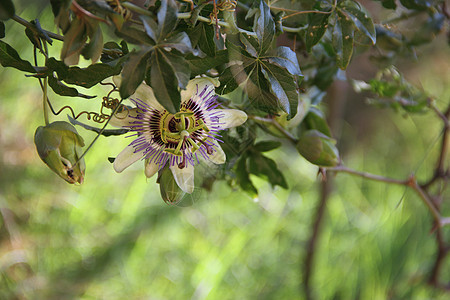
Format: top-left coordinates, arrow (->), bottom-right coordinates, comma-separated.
248,152 -> 288,189
266,46 -> 302,77
253,0 -> 275,55
148,49 -> 181,113
119,49 -> 151,99
261,62 -> 299,118
0,40 -> 37,72
48,75 -> 95,99
157,0 -> 178,41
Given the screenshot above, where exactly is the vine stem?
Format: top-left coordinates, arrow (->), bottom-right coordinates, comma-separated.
69,99 -> 124,171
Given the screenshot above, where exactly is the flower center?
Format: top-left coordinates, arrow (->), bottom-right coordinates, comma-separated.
159,109 -> 212,168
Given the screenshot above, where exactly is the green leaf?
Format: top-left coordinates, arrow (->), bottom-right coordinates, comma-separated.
252,0 -> 275,54
305,9 -> 331,51
254,141 -> 282,152
48,75 -> 95,99
340,1 -> 376,45
148,49 -> 180,113
162,32 -> 194,54
81,22 -> 103,62
304,107 -> 332,137
189,22 -> 216,56
246,63 -> 279,115
235,155 -> 258,197
159,50 -> 190,89
119,49 -> 151,99
64,62 -> 124,88
261,62 -> 299,118
248,152 -> 288,189
115,25 -> 154,45
157,0 -> 178,41
217,64 -> 242,95
266,46 -> 302,77
399,0 -> 430,10
140,15 -> 158,42
0,40 -> 37,72
0,0 -> 14,21
187,49 -> 228,77
332,10 -> 355,69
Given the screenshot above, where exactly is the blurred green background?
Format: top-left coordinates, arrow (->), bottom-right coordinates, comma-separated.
1,2 -> 449,299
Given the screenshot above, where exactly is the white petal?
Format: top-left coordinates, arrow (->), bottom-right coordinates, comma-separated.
133,81 -> 165,111
113,145 -> 144,173
208,139 -> 226,165
212,109 -> 247,129
170,163 -> 195,194
113,76 -> 165,111
181,77 -> 220,103
145,159 -> 159,178
109,107 -> 139,128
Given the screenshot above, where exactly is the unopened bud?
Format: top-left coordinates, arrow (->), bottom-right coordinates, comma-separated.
158,165 -> 186,205
296,130 -> 340,167
34,121 -> 85,184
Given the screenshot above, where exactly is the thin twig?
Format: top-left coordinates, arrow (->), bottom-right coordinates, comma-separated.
326,165 -> 445,227
12,15 -> 64,42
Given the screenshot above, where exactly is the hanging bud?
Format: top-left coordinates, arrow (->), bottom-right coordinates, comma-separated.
296,130 -> 340,167
34,121 -> 85,184
157,165 -> 186,205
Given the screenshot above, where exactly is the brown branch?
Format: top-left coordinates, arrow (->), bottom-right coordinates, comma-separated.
304,177 -> 331,300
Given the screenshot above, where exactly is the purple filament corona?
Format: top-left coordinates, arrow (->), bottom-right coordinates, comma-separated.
124,85 -> 224,170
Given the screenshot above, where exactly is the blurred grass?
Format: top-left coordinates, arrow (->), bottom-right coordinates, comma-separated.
1,3 -> 450,300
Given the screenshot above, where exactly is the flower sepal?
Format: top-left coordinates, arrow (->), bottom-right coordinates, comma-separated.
34,121 -> 86,184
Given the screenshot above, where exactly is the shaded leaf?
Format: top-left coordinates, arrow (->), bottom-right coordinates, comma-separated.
189,22 -> 216,56
0,21 -> 4,38
254,141 -> 282,152
163,32 -> 194,54
253,0 -> 275,54
248,152 -> 288,189
304,107 -> 332,137
266,46 -> 302,76
0,40 -> 37,72
157,0 -> 178,41
48,75 -> 95,99
187,49 -> 228,77
261,62 -> 299,118
235,155 -> 258,197
0,0 -> 14,21
119,49 -> 151,99
159,49 -> 190,89
140,15 -> 158,42
115,24 -> 154,45
148,49 -> 180,113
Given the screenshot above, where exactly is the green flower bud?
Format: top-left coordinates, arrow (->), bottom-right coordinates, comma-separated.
34,121 -> 85,184
157,165 -> 186,205
296,130 -> 340,167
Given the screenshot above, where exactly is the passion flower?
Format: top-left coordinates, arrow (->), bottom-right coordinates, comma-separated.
112,77 -> 247,193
